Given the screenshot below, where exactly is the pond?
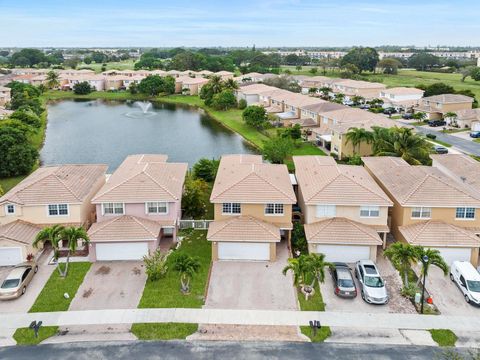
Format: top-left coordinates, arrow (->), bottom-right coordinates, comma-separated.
40,99 -> 257,171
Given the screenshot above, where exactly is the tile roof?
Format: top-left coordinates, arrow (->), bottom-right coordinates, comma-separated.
293,156 -> 392,206
0,220 -> 42,245
0,165 -> 108,206
362,156 -> 480,207
453,108 -> 480,121
431,154 -> 480,191
305,217 -> 382,245
92,154 -> 187,203
334,79 -> 386,89
301,102 -> 347,114
210,154 -> 296,204
422,94 -> 474,104
399,220 -> 480,247
88,215 -> 167,242
207,215 -> 281,242
381,87 -> 424,95
237,84 -> 277,95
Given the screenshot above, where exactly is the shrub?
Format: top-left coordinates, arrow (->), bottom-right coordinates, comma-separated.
73,81 -> 93,95
192,158 -> 219,183
211,89 -> 236,110
143,249 -> 168,281
291,223 -> 308,255
242,105 -> 268,129
262,136 -> 294,164
238,98 -> 247,110
10,109 -> 42,128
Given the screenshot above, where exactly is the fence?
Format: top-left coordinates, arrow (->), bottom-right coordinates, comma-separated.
179,220 -> 213,230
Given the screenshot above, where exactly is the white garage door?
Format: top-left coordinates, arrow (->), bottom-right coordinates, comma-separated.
95,242 -> 149,261
218,242 -> 270,261
316,244 -> 370,263
0,247 -> 23,266
433,247 -> 471,265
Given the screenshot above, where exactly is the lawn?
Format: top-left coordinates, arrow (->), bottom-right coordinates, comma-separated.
13,326 -> 59,346
29,262 -> 91,313
297,283 -> 330,342
0,175 -> 27,194
78,59 -> 136,73
300,326 -> 332,342
428,138 -> 452,148
429,329 -> 458,347
131,323 -> 198,340
474,138 -> 480,144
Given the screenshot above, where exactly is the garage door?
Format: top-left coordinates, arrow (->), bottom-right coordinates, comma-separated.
218,242 -> 270,261
95,242 -> 149,261
433,247 -> 471,265
316,244 -> 370,263
0,247 -> 23,266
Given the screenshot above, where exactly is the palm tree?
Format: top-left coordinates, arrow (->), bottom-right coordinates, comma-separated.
223,78 -> 239,91
33,225 -> 65,276
333,93 -> 345,104
319,87 -> 331,100
308,87 -> 318,96
444,112 -> 458,127
57,226 -> 89,277
208,75 -> 223,94
384,242 -> 418,286
345,127 -> 374,154
174,253 -> 201,293
351,95 -> 365,106
282,257 -> 306,287
414,247 -> 449,287
307,253 -> 331,288
46,70 -> 60,89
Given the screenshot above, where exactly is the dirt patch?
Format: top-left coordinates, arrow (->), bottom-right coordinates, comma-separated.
132,267 -> 141,275
82,288 -> 93,298
95,266 -> 111,275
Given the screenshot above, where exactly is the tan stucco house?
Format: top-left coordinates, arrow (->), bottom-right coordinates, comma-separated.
415,94 -> 474,120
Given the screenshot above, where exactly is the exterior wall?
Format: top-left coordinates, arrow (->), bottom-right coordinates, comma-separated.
331,133 -> 372,159
303,204 -> 389,226
213,203 -> 292,227
96,202 -> 180,223
308,242 -> 377,261
0,238 -> 43,261
399,206 -> 480,229
442,102 -> 473,113
88,238 -> 159,262
0,203 -> 83,226
210,241 -> 276,262
105,80 -> 123,90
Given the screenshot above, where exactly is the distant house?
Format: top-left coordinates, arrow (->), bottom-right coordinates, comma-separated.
234,84 -> 278,105
415,94 -> 474,120
0,86 -> 11,106
214,71 -> 234,80
379,87 -> 424,111
63,75 -> 106,91
175,76 -> 209,95
445,108 -> 480,129
332,79 -> 386,101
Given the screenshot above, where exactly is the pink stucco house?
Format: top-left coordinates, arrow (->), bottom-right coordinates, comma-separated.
88,154 -> 188,261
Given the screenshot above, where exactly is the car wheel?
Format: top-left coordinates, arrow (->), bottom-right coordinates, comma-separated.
355,269 -> 358,279
361,291 -> 365,301
34,266 -> 38,273
449,273 -> 454,281
22,286 -> 26,295
465,295 -> 470,303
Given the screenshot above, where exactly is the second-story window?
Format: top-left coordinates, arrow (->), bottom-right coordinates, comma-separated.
411,207 -> 431,219
146,202 -> 168,214
48,204 -> 69,216
222,203 -> 241,215
5,204 -> 15,215
316,205 -> 336,217
265,204 -> 284,215
456,207 -> 476,220
360,206 -> 380,218
103,202 -> 124,215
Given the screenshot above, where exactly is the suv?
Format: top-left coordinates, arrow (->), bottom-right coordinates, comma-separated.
428,119 -> 446,127
434,145 -> 449,154
450,261 -> 480,305
355,260 -> 388,304
470,131 -> 480,138
329,263 -> 357,298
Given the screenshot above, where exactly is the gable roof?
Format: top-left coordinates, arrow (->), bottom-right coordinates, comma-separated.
293,156 -> 392,206
91,154 -> 187,203
0,165 -> 108,206
0,220 -> 42,245
305,217 -> 382,245
431,154 -> 480,192
210,154 -> 296,204
422,94 -> 474,104
334,79 -> 386,89
207,215 -> 280,242
301,101 -> 346,114
362,156 -> 480,207
381,87 -> 424,96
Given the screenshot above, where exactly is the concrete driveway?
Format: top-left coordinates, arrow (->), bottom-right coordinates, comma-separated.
425,266 -> 479,316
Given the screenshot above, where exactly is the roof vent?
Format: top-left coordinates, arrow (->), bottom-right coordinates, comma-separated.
460,176 -> 467,183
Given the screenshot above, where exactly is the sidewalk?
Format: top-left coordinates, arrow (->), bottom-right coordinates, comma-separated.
2,308 -> 480,332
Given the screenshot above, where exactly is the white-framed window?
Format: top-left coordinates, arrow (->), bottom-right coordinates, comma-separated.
456,207 -> 476,220
48,204 -> 69,216
146,202 -> 168,214
5,204 -> 15,215
102,202 -> 124,215
265,203 -> 284,216
222,203 -> 241,215
411,207 -> 431,219
316,205 -> 336,217
360,206 -> 380,218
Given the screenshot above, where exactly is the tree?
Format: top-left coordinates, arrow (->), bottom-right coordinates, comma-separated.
345,127 -> 374,153
262,136 -> 294,164
238,98 -> 247,110
64,57 -> 80,69
412,112 -> 427,122
73,81 -> 93,95
173,253 -> 201,293
137,75 -> 164,96
58,226 -> 89,277
341,47 -> 379,73
11,48 -> 48,67
46,70 -> 60,89
143,249 -> 168,281
0,125 -> 39,177
333,93 -> 345,104
211,89 -> 236,110
192,158 -> 219,182
281,124 -> 302,141
223,78 -> 239,91
378,58 -> 402,75
408,52 -> 440,71
182,175 -> 210,219
263,76 -> 301,93
291,223 -> 308,255
423,82 -> 455,97
319,87 -> 331,100
242,105 -> 268,129
32,225 -> 65,276
414,247 -> 449,289
384,243 -> 418,286
351,95 -> 365,105
308,87 -> 318,96
309,67 -> 318,75
10,109 -> 42,128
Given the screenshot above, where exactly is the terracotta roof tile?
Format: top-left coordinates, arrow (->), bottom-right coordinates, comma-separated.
0,220 -> 42,245
207,216 -> 281,242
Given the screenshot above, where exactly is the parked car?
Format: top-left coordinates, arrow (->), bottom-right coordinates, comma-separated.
383,107 -> 397,115
450,261 -> 480,305
434,145 -> 449,154
343,100 -> 354,106
355,260 -> 388,304
428,120 -> 446,127
470,131 -> 480,138
359,104 -> 370,110
402,113 -> 413,120
0,261 -> 38,300
329,263 -> 357,298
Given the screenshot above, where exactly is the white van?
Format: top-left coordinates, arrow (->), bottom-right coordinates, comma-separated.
450,261 -> 480,305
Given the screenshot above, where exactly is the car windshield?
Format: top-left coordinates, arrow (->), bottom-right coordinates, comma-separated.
1,279 -> 20,289
364,276 -> 384,288
338,279 -> 354,288
467,280 -> 480,292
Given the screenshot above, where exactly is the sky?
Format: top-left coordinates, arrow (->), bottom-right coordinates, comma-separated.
0,0 -> 478,48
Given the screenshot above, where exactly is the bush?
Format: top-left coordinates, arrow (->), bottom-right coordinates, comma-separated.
291,223 -> 308,255
192,158 -> 219,183
401,283 -> 419,299
238,98 -> 247,110
211,89 -> 236,110
0,125 -> 39,177
262,136 -> 294,164
10,109 -> 42,128
426,133 -> 437,140
73,81 -> 93,95
143,249 -> 168,281
242,105 -> 268,129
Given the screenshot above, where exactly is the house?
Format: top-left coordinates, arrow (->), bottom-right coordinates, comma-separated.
214,71 -> 234,80
175,76 -> 209,95
0,86 -> 11,106
63,75 -> 106,91
445,108 -> 480,129
207,154 -> 296,261
299,76 -> 341,94
431,154 -> 480,192
0,221 -> 42,266
414,94 -> 474,120
379,87 -> 424,112
89,154 -> 187,261
197,70 -> 214,78
293,156 -> 392,262
363,156 -> 480,266
279,93 -> 325,122
332,79 -> 386,101
234,84 -> 278,105
258,88 -> 293,113
104,75 -> 125,91
298,101 -> 346,132
122,75 -> 145,90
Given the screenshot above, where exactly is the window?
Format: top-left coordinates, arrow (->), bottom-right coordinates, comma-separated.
222,203 -> 241,215
48,204 -> 69,216
102,203 -> 124,215
316,205 -> 336,217
360,206 -> 380,218
146,202 -> 168,214
265,204 -> 284,215
411,207 -> 431,219
456,207 -> 476,220
5,204 -> 15,215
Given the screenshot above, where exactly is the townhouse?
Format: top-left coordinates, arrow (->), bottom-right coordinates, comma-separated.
415,94 -> 474,120
88,154 -> 187,262
445,108 -> 480,130
379,87 -> 424,112
274,92 -> 326,123
175,76 -> 209,95
63,74 -> 106,91
234,83 -> 278,105
363,156 -> 480,266
332,79 -> 386,101
207,154 -> 296,261
214,71 -> 235,80
293,156 -> 392,263
300,76 -> 341,94
0,85 -> 11,106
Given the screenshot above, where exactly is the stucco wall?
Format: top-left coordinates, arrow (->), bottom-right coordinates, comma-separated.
0,204 -> 83,226
213,203 -> 292,226
96,202 -> 180,223
304,204 -> 389,226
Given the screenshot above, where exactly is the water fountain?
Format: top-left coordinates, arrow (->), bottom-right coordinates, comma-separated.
135,101 -> 152,114
125,101 -> 156,118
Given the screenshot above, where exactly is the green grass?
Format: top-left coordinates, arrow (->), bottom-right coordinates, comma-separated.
474,138 -> 480,143
78,59 -> 136,73
297,283 -> 326,311
138,230 -> 211,308
429,329 -> 458,347
131,323 -> 198,340
300,326 -> 332,342
428,138 -> 452,148
29,262 -> 91,312
0,175 -> 27,193
43,90 -> 149,101
13,326 -> 59,345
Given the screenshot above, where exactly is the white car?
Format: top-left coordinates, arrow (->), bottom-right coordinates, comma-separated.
450,261 -> 480,305
355,260 -> 388,305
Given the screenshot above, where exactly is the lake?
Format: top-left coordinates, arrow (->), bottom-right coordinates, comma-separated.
41,99 -> 256,171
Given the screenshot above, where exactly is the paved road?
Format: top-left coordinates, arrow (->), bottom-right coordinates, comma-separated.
0,340 -> 470,360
